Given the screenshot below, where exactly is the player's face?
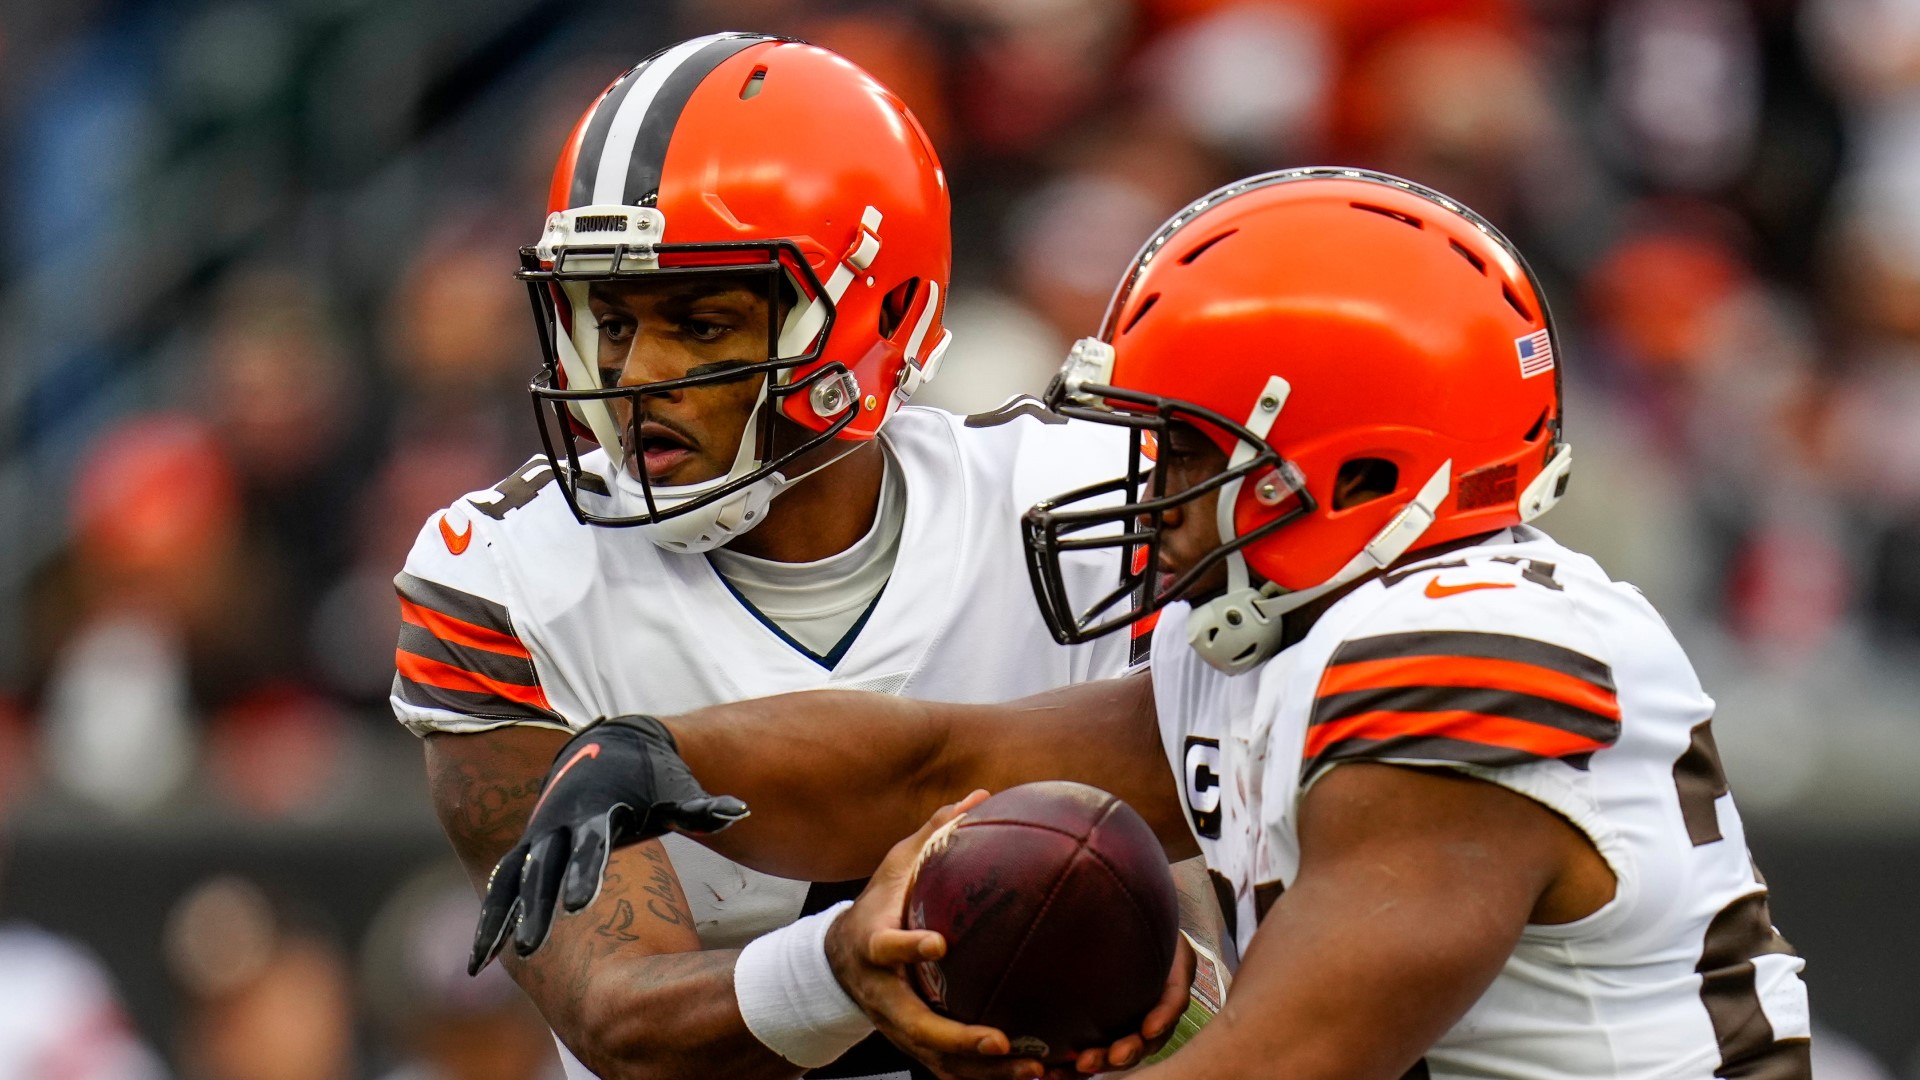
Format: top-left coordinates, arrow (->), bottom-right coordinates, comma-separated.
586,276 -> 777,487
1155,422 -> 1233,602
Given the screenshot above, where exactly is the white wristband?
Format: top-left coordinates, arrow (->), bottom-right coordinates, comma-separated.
734,900 -> 875,1068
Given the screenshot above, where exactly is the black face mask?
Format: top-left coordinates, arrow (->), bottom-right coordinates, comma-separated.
1021,374 -> 1315,646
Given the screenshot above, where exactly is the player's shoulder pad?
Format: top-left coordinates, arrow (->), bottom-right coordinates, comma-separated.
393,458 -> 580,734
1298,542 -> 1622,782
1343,544 -> 1607,657
912,396 -> 1129,512
398,454 -> 596,600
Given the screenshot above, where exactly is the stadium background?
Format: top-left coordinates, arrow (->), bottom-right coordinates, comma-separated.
0,0 -> 1916,1075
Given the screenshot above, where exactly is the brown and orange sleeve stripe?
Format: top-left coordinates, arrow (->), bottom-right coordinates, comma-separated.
1303,630 -> 1620,780
392,571 -> 562,725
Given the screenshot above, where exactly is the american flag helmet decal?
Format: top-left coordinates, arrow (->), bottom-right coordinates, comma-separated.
1516,329 -> 1554,378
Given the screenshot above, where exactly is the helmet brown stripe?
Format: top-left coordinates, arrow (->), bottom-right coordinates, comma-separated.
620,34 -> 767,207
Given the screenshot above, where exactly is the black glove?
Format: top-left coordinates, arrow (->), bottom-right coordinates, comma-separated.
468,715 -> 748,974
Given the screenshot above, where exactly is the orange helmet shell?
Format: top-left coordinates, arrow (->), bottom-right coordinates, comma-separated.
1102,170 -> 1564,593
543,35 -> 952,439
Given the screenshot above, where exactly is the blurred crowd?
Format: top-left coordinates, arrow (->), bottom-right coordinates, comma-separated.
0,856 -> 561,1080
2,0 -> 1920,1075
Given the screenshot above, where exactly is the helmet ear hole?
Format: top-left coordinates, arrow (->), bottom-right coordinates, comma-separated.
879,277 -> 920,340
1502,283 -> 1533,321
1333,458 -> 1397,510
1523,408 -> 1548,443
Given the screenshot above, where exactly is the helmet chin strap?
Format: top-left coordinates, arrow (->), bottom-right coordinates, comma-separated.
777,205 -> 883,361
1209,377 -> 1291,596
1187,459 -> 1453,675
615,389 -> 872,554
620,386 -> 781,553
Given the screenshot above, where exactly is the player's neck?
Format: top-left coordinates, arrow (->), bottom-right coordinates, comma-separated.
722,439 -> 886,563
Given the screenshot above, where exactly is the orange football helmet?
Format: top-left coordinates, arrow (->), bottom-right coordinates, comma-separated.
1024,169 -> 1573,673
521,33 -> 952,548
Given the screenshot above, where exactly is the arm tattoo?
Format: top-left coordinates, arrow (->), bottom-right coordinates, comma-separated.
638,842 -> 692,927
596,900 -> 643,943
426,728 -> 742,1066
590,846 -> 692,941
426,728 -> 556,869
426,730 -> 570,1000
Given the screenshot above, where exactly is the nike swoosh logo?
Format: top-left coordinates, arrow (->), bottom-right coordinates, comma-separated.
440,514 -> 473,555
530,743 -> 601,820
1425,578 -> 1516,599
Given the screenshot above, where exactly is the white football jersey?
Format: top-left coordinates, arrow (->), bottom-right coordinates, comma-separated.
1152,527 -> 1810,1079
392,403 -> 1135,1079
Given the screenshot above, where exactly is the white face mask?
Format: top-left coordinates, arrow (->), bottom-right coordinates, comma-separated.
577,384 -> 880,553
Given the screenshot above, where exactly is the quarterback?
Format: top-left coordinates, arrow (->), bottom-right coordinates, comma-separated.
477,170 -> 1813,1079
396,33 -> 1212,1080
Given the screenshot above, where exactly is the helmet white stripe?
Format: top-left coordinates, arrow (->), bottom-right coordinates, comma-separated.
591,34 -> 731,205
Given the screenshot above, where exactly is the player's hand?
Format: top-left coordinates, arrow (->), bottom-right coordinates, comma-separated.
1065,931 -> 1195,1075
825,791 -> 1052,1080
468,714 -> 747,974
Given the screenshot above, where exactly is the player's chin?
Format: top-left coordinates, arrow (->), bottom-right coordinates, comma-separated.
1158,560 -> 1231,606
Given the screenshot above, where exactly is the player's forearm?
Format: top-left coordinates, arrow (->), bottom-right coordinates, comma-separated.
425,730 -> 810,1080
1138,765 -> 1559,1080
669,673 -> 1192,880
539,948 -> 806,1080
1128,889 -> 1469,1080
495,846 -> 811,1080
662,690 -> 957,880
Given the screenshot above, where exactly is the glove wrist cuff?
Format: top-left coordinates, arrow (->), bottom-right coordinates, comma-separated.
594,713 -> 677,751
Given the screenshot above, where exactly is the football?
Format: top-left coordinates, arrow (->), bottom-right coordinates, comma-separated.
905,781 -> 1180,1062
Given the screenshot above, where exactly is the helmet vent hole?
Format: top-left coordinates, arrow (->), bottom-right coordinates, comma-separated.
1502,283 -> 1533,321
1333,458 -> 1398,510
741,67 -> 768,99
1179,229 -> 1238,265
1524,409 -> 1548,442
1122,293 -> 1161,335
1448,239 -> 1487,275
1351,203 -> 1423,229
879,277 -> 920,340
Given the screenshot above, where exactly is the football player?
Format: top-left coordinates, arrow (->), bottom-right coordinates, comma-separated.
394,33 -> 1220,1080
476,169 -> 1814,1079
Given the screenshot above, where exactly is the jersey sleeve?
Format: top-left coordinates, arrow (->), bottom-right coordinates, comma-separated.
1300,559 -> 1622,787
1286,555 -> 1637,905
390,507 -> 568,737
